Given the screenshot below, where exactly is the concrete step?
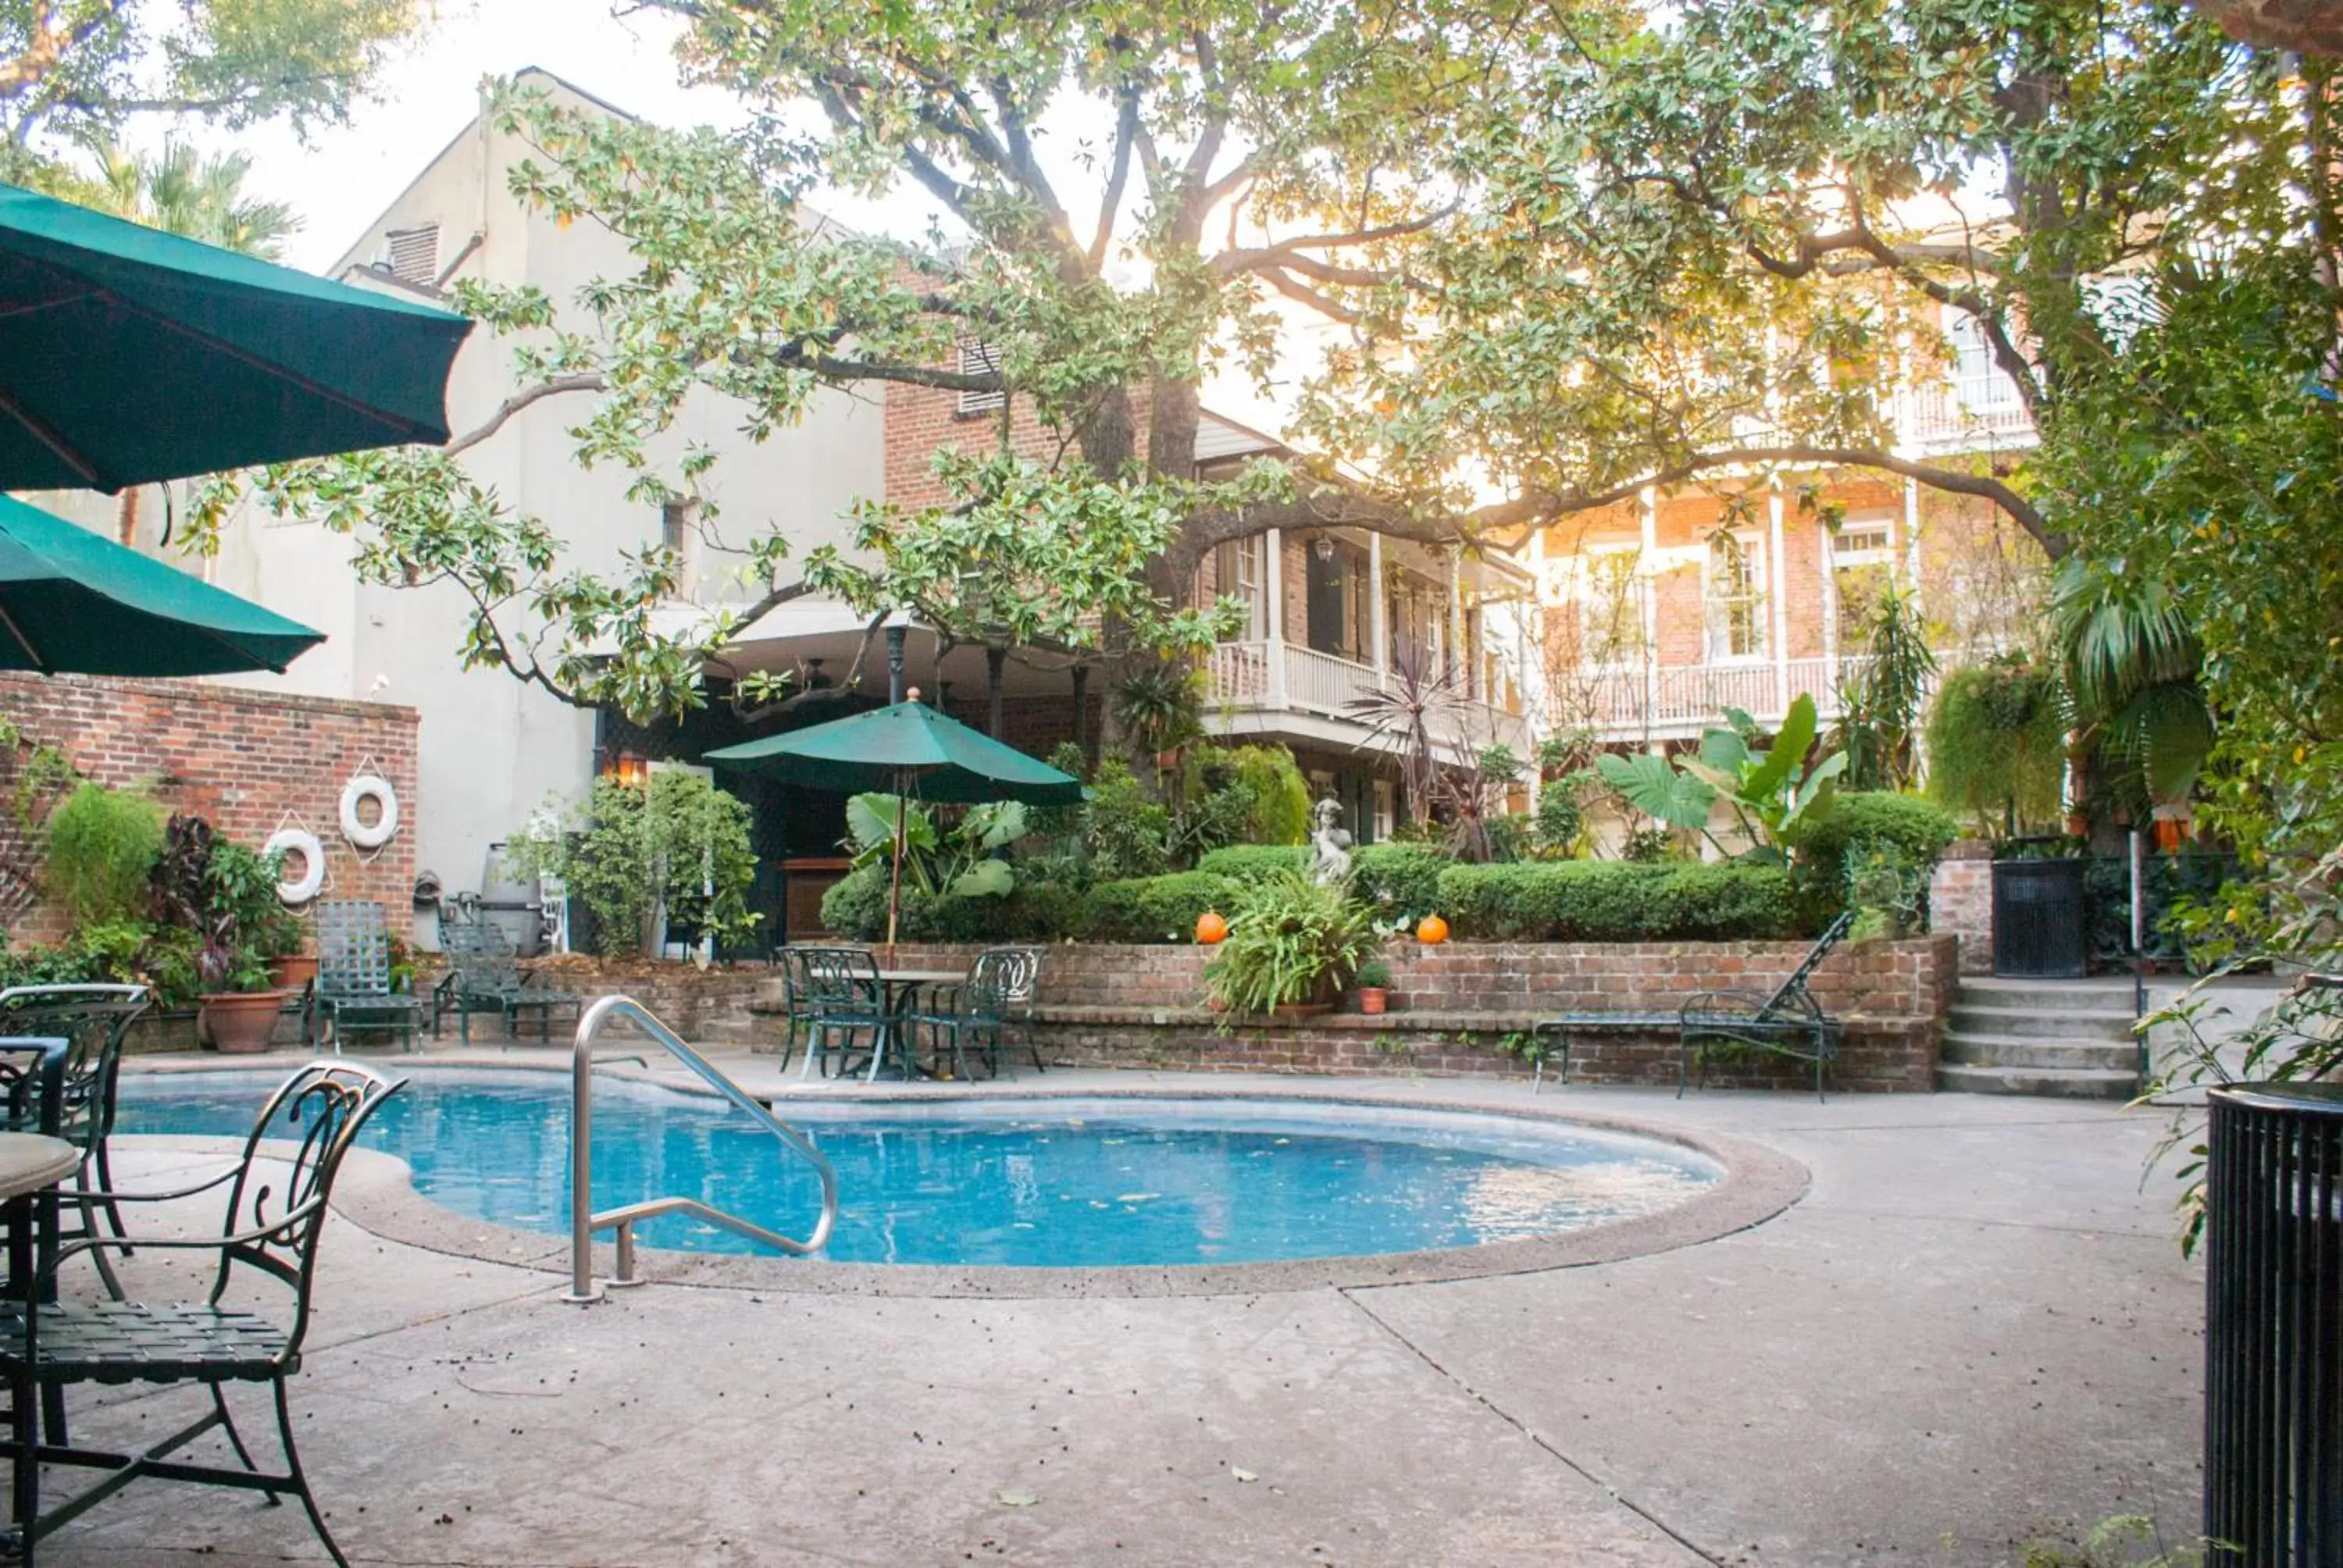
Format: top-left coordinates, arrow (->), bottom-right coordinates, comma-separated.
1946,1003 -> 2138,1042
1935,1062 -> 2140,1099
1953,978 -> 2138,1013
1940,1032 -> 2139,1073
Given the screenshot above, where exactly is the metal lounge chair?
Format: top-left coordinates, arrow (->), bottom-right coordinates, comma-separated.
1527,911 -> 1853,1099
312,901 -> 423,1053
791,946 -> 884,1079
0,1060 -> 401,1566
0,986 -> 150,1299
913,946 -> 1045,1079
430,918 -> 581,1046
1677,911 -> 1856,1102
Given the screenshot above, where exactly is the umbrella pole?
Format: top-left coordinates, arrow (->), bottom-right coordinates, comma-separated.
884,777 -> 907,968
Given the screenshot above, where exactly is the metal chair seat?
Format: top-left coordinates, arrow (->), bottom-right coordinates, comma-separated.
0,1300 -> 291,1383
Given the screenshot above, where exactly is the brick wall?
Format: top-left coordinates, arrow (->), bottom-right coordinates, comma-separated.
1930,839 -> 1993,975
0,673 -> 419,946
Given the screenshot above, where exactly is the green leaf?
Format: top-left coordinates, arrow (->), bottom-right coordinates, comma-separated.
948,859 -> 1015,899
1596,752 -> 1715,831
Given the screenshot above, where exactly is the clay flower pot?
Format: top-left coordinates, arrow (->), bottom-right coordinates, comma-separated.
1357,987 -> 1389,1016
267,953 -> 318,989
198,990 -> 290,1054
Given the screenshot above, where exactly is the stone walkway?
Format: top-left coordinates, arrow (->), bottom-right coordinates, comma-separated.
34,1059 -> 2203,1566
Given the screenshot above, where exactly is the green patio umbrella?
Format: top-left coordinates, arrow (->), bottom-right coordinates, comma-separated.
0,492 -> 323,675
0,180 -> 472,490
707,698 -> 1084,950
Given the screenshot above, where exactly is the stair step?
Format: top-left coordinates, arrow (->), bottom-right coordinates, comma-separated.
1947,1003 -> 2138,1042
1940,1032 -> 2138,1072
1935,1062 -> 2140,1099
1954,978 -> 2138,1012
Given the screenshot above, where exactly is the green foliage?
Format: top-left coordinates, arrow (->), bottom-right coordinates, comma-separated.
509,773 -> 758,957
1999,1513 -> 2210,1567
1196,846 -> 1311,880
1078,761 -> 1174,880
1354,958 -> 1393,989
1620,827 -> 1674,863
844,796 -> 1031,900
1925,661 -> 2070,838
1599,697 -> 1845,861
817,863 -> 1080,944
1795,792 -> 1961,925
1197,841 -> 1454,923
1831,585 -> 1938,793
1079,873 -> 1239,945
1433,862 -> 1800,943
1179,745 -> 1312,852
1534,770 -> 1597,857
42,782 -> 163,928
2049,557 -> 2214,811
1203,872 -> 1378,1015
1845,844 -> 1930,943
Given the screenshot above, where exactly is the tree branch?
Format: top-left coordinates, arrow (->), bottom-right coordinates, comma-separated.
446,373 -> 609,457
1214,207 -> 1457,277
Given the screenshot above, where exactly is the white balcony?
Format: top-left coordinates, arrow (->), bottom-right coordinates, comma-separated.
1572,655 -> 1878,742
1892,383 -> 2035,454
1204,640 -> 1529,761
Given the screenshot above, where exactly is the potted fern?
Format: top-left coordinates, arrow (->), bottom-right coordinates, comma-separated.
1203,871 -> 1377,1018
1354,958 -> 1393,1015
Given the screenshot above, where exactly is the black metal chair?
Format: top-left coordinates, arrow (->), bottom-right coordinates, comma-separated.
913,946 -> 1045,1079
765,946 -> 813,1072
313,901 -> 422,1052
0,986 -> 151,1299
1678,911 -> 1856,1102
0,1060 -> 402,1567
430,918 -> 581,1046
792,947 -> 884,1079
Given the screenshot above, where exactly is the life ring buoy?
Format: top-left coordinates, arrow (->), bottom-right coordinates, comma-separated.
265,828 -> 326,905
340,774 -> 398,849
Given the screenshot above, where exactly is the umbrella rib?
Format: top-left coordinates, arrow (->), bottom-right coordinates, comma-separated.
87,283 -> 451,445
0,285 -> 102,323
0,599 -> 50,672
0,382 -> 102,485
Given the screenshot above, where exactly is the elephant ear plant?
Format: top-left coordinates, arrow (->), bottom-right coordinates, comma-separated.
1203,871 -> 1378,1020
1598,693 -> 1846,862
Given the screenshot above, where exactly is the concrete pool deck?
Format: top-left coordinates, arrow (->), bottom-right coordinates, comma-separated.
41,1052 -> 2203,1566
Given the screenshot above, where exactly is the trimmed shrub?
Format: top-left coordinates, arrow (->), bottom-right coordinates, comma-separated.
1434,861 -> 1799,942
1196,846 -> 1310,880
817,864 -> 1078,943
1353,843 -> 1451,919
1079,872 -> 1239,943
1795,791 -> 1962,925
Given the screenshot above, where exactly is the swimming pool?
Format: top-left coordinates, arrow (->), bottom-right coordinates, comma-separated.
115,1071 -> 1722,1269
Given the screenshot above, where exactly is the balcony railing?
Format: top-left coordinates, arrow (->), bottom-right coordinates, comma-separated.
1893,383 -> 2035,451
1204,640 -> 1528,756
1571,655 -> 1877,738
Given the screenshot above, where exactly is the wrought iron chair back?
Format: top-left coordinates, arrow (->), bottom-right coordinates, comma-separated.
795,946 -> 883,1016
1755,911 -> 1854,1020
0,1037 -> 67,1138
315,900 -> 396,1000
0,985 -> 148,1156
441,918 -> 524,999
962,946 -> 1040,1020
205,1062 -> 401,1354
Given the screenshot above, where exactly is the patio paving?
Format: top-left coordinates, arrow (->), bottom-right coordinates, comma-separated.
34,1057 -> 2203,1567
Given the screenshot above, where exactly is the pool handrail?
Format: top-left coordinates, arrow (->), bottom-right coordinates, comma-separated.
565,994 -> 837,1303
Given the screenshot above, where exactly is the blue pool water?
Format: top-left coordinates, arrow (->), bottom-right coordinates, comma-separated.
115,1071 -> 1719,1267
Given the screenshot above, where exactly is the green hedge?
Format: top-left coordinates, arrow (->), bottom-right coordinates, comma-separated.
818,864 -> 1081,943
1794,791 -> 1962,923
1434,861 -> 1800,942
1196,846 -> 1309,879
1078,872 -> 1239,943
1197,842 -> 1453,921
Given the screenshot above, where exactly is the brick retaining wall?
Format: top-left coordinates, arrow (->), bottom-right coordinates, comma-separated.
0,673 -> 419,946
508,935 -> 1952,1092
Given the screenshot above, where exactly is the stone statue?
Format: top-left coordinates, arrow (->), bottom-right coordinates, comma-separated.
1309,796 -> 1354,886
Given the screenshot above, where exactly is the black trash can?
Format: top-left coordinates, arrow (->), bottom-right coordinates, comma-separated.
2206,1084 -> 2343,1564
1991,855 -> 2088,977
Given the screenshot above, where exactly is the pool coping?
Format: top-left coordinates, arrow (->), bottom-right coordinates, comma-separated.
116,1059 -> 1810,1299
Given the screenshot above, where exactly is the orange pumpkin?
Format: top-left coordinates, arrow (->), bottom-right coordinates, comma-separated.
1196,910 -> 1230,945
1415,913 -> 1450,946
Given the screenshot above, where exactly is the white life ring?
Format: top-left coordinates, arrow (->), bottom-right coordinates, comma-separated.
339,774 -> 399,849
266,828 -> 326,905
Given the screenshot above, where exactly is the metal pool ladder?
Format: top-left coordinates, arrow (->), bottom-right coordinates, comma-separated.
564,994 -> 838,1304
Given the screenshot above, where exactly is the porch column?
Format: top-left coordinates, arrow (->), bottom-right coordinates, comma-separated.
886,618 -> 908,704
1072,665 -> 1089,750
1639,486 -> 1658,733
1767,480 -> 1789,716
1264,526 -> 1287,707
1446,547 -> 1465,693
1368,530 -> 1388,685
986,644 -> 1007,739
1903,476 -> 1924,617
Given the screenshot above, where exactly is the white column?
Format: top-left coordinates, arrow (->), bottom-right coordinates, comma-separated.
1447,547 -> 1465,693
1903,476 -> 1924,616
1368,530 -> 1388,684
1264,527 -> 1286,707
1639,486 -> 1659,732
1821,518 -> 1840,697
1767,481 -> 1789,716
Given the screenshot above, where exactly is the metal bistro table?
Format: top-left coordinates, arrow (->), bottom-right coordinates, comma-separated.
868,969 -> 963,1083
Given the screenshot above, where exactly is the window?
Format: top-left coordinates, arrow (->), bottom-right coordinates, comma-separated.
1831,515 -> 1895,635
1573,547 -> 1646,668
659,500 -> 696,593
1211,536 -> 1268,640
1705,531 -> 1766,661
1947,313 -> 2024,414
955,340 -> 1004,415
385,224 -> 438,287
1388,570 -> 1443,674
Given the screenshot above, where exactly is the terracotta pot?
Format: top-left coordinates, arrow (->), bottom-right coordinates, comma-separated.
198,990 -> 291,1054
267,953 -> 317,989
1271,1000 -> 1336,1018
1357,987 -> 1389,1016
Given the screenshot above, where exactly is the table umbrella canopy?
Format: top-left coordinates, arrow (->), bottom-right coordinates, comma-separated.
704,700 -> 1086,805
0,493 -> 323,675
0,180 -> 473,491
